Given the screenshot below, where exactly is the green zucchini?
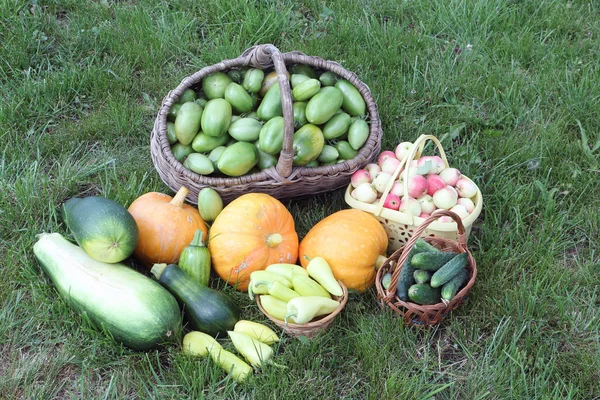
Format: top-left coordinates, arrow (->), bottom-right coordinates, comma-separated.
408,284 -> 441,305
178,230 -> 211,286
441,268 -> 469,301
61,196 -> 139,263
151,263 -> 240,337
413,269 -> 431,284
430,252 -> 469,288
411,251 -> 459,271
33,233 -> 181,351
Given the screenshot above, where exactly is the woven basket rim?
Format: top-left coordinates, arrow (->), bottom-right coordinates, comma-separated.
150,44 -> 382,204
255,279 -> 349,337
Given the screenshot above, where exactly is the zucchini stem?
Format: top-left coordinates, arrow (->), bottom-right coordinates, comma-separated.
151,263 -> 168,280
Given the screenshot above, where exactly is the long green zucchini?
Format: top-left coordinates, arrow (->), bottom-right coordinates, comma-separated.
33,233 -> 182,351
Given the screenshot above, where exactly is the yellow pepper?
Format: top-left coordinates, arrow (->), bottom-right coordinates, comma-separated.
291,274 -> 331,298
228,331 -> 274,367
182,331 -> 222,357
248,270 -> 292,300
259,295 -> 291,322
305,256 -> 343,297
209,347 -> 253,382
265,263 -> 309,281
285,296 -> 340,324
233,320 -> 279,345
254,279 -> 300,302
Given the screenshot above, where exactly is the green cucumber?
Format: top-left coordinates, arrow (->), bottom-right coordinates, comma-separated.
411,251 -> 459,271
395,253 -> 415,301
178,230 -> 211,286
33,233 -> 181,351
61,196 -> 139,263
430,252 -> 469,288
408,284 -> 441,305
151,263 -> 240,337
413,238 -> 441,253
413,269 -> 431,284
381,272 -> 392,290
441,268 -> 469,301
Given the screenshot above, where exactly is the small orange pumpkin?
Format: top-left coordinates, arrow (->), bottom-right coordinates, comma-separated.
128,186 -> 208,268
208,193 -> 298,291
298,209 -> 388,292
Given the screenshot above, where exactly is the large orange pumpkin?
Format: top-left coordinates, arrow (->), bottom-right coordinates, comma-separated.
208,193 -> 298,291
128,186 -> 208,268
298,209 -> 388,292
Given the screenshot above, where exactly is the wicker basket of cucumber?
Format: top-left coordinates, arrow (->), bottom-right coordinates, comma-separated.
150,44 -> 382,204
375,209 -> 477,327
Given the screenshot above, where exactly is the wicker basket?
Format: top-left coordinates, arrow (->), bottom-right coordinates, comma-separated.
150,44 -> 382,204
256,280 -> 348,339
344,134 -> 483,253
375,210 -> 477,327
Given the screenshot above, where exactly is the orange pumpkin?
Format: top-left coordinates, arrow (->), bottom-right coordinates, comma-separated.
208,193 -> 298,291
128,186 -> 208,268
299,209 -> 388,292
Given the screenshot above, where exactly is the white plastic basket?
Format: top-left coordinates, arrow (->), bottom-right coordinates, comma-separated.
344,134 -> 483,253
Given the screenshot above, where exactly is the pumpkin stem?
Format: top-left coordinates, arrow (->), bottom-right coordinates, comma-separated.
170,186 -> 189,207
190,229 -> 205,247
266,233 -> 283,248
374,255 -> 388,270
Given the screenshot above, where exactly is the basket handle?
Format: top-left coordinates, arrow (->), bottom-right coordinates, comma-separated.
373,134 -> 450,223
384,209 -> 468,302
241,44 -> 295,179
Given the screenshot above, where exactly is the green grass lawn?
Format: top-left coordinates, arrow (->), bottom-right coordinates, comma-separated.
2,0 -> 600,398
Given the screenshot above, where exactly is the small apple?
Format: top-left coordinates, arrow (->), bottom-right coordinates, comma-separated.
450,204 -> 469,219
416,194 -> 436,214
394,141 -> 413,161
372,171 -> 393,193
351,169 -> 371,188
381,156 -> 402,175
430,156 -> 445,174
419,213 -> 431,219
399,196 -> 422,216
439,167 -> 462,186
426,174 -> 446,196
365,163 -> 381,177
457,197 -> 475,213
455,178 -> 478,198
354,182 -> 378,203
407,174 -> 428,198
432,185 -> 458,209
390,180 -> 404,197
377,150 -> 397,167
383,193 -> 401,210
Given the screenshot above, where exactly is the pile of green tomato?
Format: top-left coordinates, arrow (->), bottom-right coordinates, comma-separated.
166,64 -> 371,177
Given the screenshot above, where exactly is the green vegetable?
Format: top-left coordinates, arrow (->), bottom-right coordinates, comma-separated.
257,82 -> 283,121
347,118 -> 369,150
305,86 -> 344,125
216,142 -> 259,177
166,121 -> 177,144
441,268 -> 469,301
201,98 -> 232,138
202,71 -> 233,99
381,272 -> 392,290
183,153 -> 214,175
292,101 -> 308,127
290,64 -> 318,79
322,112 -> 352,140
224,82 -> 254,113
290,73 -> 310,88
395,253 -> 415,301
411,251 -> 459,271
413,269 -> 432,284
151,263 -> 240,337
292,124 -> 325,166
178,230 -> 211,286
319,71 -> 338,86
177,88 -> 197,104
317,144 -> 339,163
174,102 -> 203,145
256,146 -> 278,170
33,233 -> 181,351
167,103 -> 182,122
197,187 -> 223,222
334,79 -> 367,116
413,238 -> 441,253
292,78 -> 321,101
430,252 -> 469,288
305,256 -> 343,297
285,296 -> 340,324
61,196 -> 139,263
191,131 -> 230,153
228,117 -> 263,142
242,68 -> 264,93
258,116 -> 285,155
408,283 -> 441,305
171,143 -> 193,161
335,140 -> 358,160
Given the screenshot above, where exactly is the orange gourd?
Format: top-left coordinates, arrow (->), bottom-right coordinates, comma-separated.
128,186 -> 208,268
208,193 -> 298,292
298,209 -> 388,292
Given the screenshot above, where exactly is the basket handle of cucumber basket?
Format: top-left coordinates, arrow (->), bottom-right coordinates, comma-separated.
374,134 -> 450,224
242,44 -> 295,179
384,209 -> 468,302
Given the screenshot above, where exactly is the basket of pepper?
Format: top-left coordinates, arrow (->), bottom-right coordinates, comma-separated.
375,210 -> 477,327
249,260 -> 349,339
151,44 -> 382,204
